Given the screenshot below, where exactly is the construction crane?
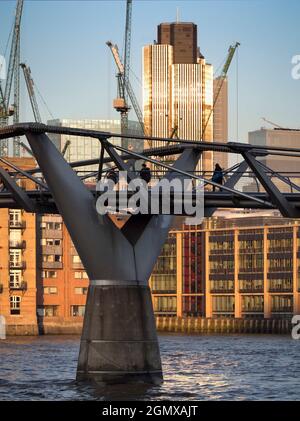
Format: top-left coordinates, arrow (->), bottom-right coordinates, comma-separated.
201,41 -> 240,141
109,0 -> 132,145
0,0 -> 24,156
20,63 -> 42,123
61,140 -> 71,157
15,140 -> 34,157
106,41 -> 144,134
261,117 -> 284,129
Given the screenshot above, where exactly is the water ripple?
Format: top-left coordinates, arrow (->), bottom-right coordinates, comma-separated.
0,333 -> 299,400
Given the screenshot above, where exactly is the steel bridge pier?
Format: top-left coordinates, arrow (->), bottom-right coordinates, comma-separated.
24,131 -> 200,385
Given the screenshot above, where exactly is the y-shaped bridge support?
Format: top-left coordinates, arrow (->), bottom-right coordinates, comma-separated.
25,131 -> 200,385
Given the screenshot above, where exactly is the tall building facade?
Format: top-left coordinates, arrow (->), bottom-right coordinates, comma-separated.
150,217 -> 300,319
36,214 -> 88,333
213,77 -> 228,170
0,158 -> 38,335
143,22 -> 214,173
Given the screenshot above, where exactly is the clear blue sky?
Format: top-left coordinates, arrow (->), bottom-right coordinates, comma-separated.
0,0 -> 299,143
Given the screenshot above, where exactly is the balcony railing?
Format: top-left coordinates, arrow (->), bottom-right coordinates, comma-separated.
210,288 -> 234,293
268,248 -> 292,254
151,289 -> 176,294
239,268 -> 264,273
9,240 -> 26,249
271,307 -> 293,313
212,310 -> 234,314
9,261 -> 26,269
9,281 -> 27,291
210,269 -> 234,275
154,310 -> 176,315
239,287 -> 264,293
269,287 -> 293,292
238,249 -> 263,254
41,261 -> 63,269
209,250 -> 234,256
9,220 -> 26,229
242,308 -> 264,313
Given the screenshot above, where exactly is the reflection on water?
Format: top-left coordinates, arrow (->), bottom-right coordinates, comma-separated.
0,333 -> 300,400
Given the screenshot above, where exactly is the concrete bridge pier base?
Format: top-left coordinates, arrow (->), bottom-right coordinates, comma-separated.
76,282 -> 163,385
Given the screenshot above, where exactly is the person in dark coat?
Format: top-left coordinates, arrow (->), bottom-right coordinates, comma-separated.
106,168 -> 119,185
140,163 -> 151,184
211,163 -> 223,191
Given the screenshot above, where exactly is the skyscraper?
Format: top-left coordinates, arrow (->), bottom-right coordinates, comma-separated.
143,21 -> 213,173
157,22 -> 198,64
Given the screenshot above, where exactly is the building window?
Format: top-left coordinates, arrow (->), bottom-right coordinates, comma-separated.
9,229 -> 22,247
41,270 -> 57,279
44,286 -> 58,295
41,222 -> 62,230
10,270 -> 22,289
153,296 -> 176,314
42,255 -> 62,263
212,295 -> 235,313
9,249 -> 22,266
74,287 -> 88,295
71,305 -> 85,317
10,296 -> 21,315
41,239 -> 62,246
9,210 -> 22,227
37,305 -> 59,317
74,271 -> 88,279
72,255 -> 81,263
151,235 -> 177,293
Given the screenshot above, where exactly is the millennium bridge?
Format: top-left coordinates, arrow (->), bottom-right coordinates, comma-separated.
0,122 -> 300,385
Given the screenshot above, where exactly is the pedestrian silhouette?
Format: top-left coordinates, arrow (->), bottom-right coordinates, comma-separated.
106,168 -> 119,185
140,163 -> 151,184
212,163 -> 223,191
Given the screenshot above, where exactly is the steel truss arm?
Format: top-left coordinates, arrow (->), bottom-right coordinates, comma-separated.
112,143 -> 273,209
242,151 -> 300,217
101,138 -> 135,182
0,156 -> 47,189
205,160 -> 249,217
0,166 -> 34,212
255,159 -> 300,193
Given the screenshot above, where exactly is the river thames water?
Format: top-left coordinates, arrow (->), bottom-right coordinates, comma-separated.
0,333 -> 300,400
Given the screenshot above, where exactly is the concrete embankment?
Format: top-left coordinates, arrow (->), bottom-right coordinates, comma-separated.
155,316 -> 292,334
4,316 -> 293,335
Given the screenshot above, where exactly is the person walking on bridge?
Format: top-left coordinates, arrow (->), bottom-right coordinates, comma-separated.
212,163 -> 223,191
106,168 -> 119,185
140,163 -> 152,184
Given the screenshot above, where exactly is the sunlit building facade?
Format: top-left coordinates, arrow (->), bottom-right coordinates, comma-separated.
0,158 -> 38,335
143,45 -> 173,141
150,218 -> 300,320
213,77 -> 228,170
143,22 -> 214,173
